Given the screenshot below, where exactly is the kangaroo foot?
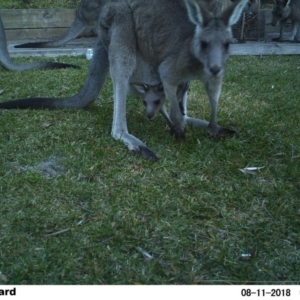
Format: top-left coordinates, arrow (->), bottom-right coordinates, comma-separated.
207,124 -> 238,138
215,127 -> 239,138
170,126 -> 185,139
131,146 -> 158,162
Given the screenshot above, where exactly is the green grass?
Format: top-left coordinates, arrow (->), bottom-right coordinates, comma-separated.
0,55 -> 300,284
0,0 -> 275,10
0,0 -> 80,9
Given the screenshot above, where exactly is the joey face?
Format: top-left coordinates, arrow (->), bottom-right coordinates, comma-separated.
131,82 -> 165,120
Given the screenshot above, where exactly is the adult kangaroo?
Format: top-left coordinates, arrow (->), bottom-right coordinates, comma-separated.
15,0 -> 102,48
106,0 -> 247,159
0,17 -> 78,71
271,0 -> 300,42
0,0 -> 248,161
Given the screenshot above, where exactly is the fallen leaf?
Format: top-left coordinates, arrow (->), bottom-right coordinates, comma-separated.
273,153 -> 285,156
41,122 -> 52,129
193,276 -> 204,283
132,164 -> 141,171
239,166 -> 264,175
0,273 -> 7,282
239,253 -> 252,261
136,247 -> 153,260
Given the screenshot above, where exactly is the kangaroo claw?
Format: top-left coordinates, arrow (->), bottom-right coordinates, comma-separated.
170,127 -> 185,139
216,127 -> 239,138
207,125 -> 239,138
131,146 -> 159,162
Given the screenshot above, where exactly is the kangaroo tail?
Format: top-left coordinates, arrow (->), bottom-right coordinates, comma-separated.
0,17 -> 79,70
1,61 -> 80,71
0,38 -> 109,109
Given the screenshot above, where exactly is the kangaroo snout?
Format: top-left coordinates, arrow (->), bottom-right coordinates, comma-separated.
209,65 -> 222,76
146,113 -> 155,120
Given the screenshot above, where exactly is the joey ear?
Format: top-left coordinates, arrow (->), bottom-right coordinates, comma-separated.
222,0 -> 249,26
130,83 -> 148,94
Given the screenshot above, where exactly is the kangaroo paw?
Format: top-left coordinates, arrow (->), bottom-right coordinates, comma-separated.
112,131 -> 158,161
170,126 -> 185,139
131,146 -> 159,162
216,127 -> 239,138
207,124 -> 238,138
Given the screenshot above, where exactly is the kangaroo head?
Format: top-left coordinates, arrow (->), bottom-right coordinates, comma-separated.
184,0 -> 248,77
271,0 -> 292,26
131,82 -> 165,120
242,0 -> 259,16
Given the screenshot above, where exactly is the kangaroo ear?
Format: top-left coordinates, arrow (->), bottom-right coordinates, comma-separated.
131,83 -> 148,94
157,83 -> 164,92
286,0 -> 292,6
184,0 -> 212,26
222,0 -> 249,26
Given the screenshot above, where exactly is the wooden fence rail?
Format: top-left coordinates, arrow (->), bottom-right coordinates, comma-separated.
0,9 -> 75,41
0,8 -> 299,56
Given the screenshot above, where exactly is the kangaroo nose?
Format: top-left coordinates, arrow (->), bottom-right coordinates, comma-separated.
210,65 -> 221,76
147,113 -> 155,120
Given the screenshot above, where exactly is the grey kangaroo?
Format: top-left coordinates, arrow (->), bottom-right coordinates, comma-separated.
271,0 -> 300,42
105,0 -> 247,159
0,0 -> 248,161
0,17 -> 78,71
15,0 -> 102,48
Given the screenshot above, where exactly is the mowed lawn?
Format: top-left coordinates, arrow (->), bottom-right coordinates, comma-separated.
0,54 -> 300,284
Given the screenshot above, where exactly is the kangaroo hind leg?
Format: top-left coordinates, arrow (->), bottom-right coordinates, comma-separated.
109,37 -> 158,161
110,58 -> 159,161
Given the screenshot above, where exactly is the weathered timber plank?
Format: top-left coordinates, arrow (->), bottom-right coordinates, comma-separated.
0,9 -> 75,29
263,9 -> 294,36
4,28 -> 70,41
230,42 -> 300,55
7,38 -> 96,58
6,41 -> 300,58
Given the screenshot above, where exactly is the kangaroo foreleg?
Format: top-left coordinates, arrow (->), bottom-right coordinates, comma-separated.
273,19 -> 287,42
205,76 -> 237,137
163,83 -> 185,138
291,20 -> 300,42
177,82 -> 210,129
159,105 -> 174,129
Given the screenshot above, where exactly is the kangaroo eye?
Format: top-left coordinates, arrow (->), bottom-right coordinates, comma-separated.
158,85 -> 164,92
154,100 -> 160,105
201,41 -> 208,49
